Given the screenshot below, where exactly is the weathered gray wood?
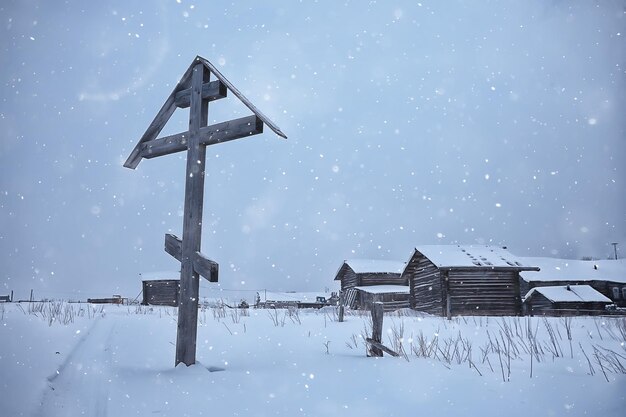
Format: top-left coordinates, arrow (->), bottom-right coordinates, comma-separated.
125,56 -> 287,368
365,338 -> 400,357
123,69 -> 194,169
165,233 -> 182,261
174,80 -> 227,108
193,252 -> 219,283
369,302 -> 384,357
124,56 -> 286,170
338,294 -> 344,322
142,280 -> 180,307
175,63 -> 209,367
141,115 -> 263,159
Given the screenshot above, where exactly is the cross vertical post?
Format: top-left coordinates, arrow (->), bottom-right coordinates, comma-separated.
176,63 -> 209,366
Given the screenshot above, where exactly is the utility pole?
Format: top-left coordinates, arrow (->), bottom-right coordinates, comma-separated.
611,242 -> 618,260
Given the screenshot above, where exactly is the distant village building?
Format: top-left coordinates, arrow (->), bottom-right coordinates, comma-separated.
257,291 -> 336,309
334,259 -> 408,311
401,245 -> 539,318
87,295 -> 125,304
141,271 -> 180,307
519,258 -> 626,308
523,285 -> 612,316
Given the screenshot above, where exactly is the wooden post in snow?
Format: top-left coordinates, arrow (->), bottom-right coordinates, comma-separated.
338,292 -> 345,322
123,56 -> 286,367
368,301 -> 384,357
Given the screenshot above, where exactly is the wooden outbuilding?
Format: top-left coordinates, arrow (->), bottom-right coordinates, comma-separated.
401,245 -> 539,318
523,285 -> 612,316
353,285 -> 410,311
334,259 -> 408,310
141,272 -> 180,307
519,258 -> 626,308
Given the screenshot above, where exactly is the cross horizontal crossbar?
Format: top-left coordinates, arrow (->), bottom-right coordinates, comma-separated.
165,233 -> 219,282
141,115 -> 263,160
174,80 -> 227,108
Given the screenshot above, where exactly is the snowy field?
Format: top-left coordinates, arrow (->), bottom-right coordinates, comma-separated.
1,302 -> 625,417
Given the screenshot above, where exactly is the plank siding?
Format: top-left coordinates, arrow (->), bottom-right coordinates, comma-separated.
335,263 -> 406,309
404,250 -> 524,317
405,257 -> 443,315
447,270 -> 521,316
360,272 -> 406,286
339,267 -> 358,291
142,280 -> 180,307
358,291 -> 410,312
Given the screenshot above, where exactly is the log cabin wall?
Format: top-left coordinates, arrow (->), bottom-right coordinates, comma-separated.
405,257 -> 444,315
447,269 -> 521,316
358,291 -> 410,311
359,272 -> 405,286
338,266 -> 359,291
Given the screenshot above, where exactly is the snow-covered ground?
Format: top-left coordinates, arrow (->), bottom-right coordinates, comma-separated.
1,302 -> 625,417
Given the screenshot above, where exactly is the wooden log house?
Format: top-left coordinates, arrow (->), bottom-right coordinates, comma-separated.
523,285 -> 612,316
401,245 -> 540,318
334,259 -> 408,310
519,258 -> 626,308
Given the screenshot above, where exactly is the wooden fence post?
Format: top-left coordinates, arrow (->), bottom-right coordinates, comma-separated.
338,293 -> 345,322
369,301 -> 384,357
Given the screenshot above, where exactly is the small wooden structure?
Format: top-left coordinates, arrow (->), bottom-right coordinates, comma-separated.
334,259 -> 407,310
142,280 -> 180,307
401,245 -> 539,318
353,286 -> 410,311
124,56 -> 285,366
519,258 -> 626,308
87,295 -> 125,305
523,285 -> 612,316
257,292 -> 334,309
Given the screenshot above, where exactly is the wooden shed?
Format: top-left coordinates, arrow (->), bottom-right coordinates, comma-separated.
401,245 -> 539,318
519,258 -> 626,308
141,272 -> 180,307
523,285 -> 612,316
353,285 -> 410,311
334,259 -> 407,310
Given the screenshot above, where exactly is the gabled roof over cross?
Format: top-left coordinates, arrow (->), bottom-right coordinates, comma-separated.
124,55 -> 286,170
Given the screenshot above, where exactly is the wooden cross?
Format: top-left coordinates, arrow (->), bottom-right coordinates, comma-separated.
124,56 -> 286,366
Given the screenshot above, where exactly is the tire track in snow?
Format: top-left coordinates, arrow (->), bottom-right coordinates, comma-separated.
35,317 -> 117,417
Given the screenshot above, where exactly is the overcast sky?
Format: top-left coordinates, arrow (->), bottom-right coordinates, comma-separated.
1,0 -> 624,299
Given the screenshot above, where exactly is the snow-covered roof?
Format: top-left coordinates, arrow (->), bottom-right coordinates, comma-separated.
519,258 -> 626,283
139,271 -> 180,281
524,285 -> 612,303
410,245 -> 538,270
342,259 -> 406,274
354,285 -> 410,294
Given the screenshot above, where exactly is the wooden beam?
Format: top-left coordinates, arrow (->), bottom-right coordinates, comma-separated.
196,56 -> 287,139
368,302 -> 384,357
165,233 -> 182,261
193,252 -> 219,282
365,338 -> 400,357
141,115 -> 263,160
176,63 -> 209,367
174,80 -> 227,108
123,68 -> 194,169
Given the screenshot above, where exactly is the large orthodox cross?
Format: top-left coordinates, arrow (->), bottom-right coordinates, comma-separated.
124,56 -> 286,366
